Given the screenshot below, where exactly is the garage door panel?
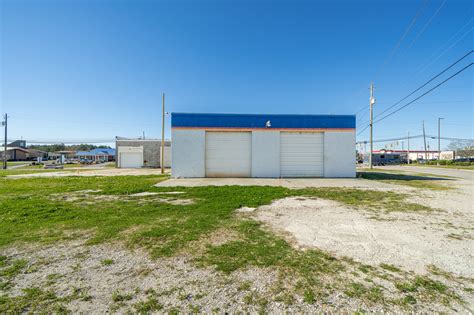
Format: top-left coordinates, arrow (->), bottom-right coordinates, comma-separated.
205,132 -> 251,177
280,132 -> 323,177
120,152 -> 142,168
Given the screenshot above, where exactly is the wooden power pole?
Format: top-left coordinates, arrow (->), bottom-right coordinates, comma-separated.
161,93 -> 165,174
369,83 -> 375,169
2,114 -> 7,170
407,131 -> 410,164
422,120 -> 427,160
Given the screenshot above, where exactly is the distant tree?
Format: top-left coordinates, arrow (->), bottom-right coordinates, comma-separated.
447,140 -> 474,158
28,144 -> 111,152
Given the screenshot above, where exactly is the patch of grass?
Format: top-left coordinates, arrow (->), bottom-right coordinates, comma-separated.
238,281 -> 252,291
402,295 -> 417,305
0,287 -> 69,313
344,282 -> 368,298
380,263 -> 401,273
111,290 -> 133,302
101,259 -> 114,266
296,187 -> 433,213
405,164 -> 474,170
0,281 -> 12,291
0,259 -> 28,278
0,256 -> 7,268
357,171 -> 452,190
395,276 -> 451,297
303,289 -> 315,303
427,264 -> 474,284
395,281 -> 418,293
358,264 -> 374,274
133,297 -> 163,313
344,282 -> 385,304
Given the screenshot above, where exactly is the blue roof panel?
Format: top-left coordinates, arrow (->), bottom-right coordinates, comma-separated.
76,149 -> 116,156
171,113 -> 355,129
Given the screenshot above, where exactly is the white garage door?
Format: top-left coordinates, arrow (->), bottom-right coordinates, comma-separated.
280,132 -> 324,177
120,152 -> 143,168
205,132 -> 251,177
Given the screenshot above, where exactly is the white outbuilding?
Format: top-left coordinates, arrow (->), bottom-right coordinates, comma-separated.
171,113 -> 356,178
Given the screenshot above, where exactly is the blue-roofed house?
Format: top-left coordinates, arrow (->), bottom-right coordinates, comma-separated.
171,112 -> 356,178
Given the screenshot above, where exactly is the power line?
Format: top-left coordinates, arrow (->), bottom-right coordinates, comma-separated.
374,0 -> 429,80
375,50 -> 473,119
415,17 -> 472,71
357,52 -> 473,136
374,62 -> 473,124
394,17 -> 473,94
407,0 -> 447,49
416,27 -> 473,75
356,134 -> 473,145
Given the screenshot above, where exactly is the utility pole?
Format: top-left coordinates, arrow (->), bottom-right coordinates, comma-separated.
422,121 -> 427,161
369,83 -> 376,169
2,114 -> 7,170
161,93 -> 165,174
407,131 -> 410,164
438,118 -> 444,163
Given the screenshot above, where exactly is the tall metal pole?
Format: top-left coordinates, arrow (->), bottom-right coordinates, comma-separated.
369,83 -> 375,169
422,120 -> 427,161
3,114 -> 7,170
407,131 -> 410,164
438,118 -> 444,162
161,93 -> 165,174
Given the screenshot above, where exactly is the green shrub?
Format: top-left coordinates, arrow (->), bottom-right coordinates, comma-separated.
452,161 -> 470,166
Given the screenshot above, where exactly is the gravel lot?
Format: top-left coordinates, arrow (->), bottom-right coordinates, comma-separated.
1,166 -> 472,312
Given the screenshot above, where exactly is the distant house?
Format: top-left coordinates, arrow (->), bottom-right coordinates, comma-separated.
49,151 -> 76,160
7,140 -> 27,149
0,147 -> 29,161
75,148 -> 116,162
27,149 -> 48,160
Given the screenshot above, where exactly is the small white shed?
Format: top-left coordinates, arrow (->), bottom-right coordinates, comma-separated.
116,138 -> 171,168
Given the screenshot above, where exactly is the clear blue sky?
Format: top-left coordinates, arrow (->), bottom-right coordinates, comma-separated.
1,0 -> 472,151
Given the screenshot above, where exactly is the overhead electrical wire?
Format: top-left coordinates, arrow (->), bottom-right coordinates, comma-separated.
413,17 -> 472,75
416,27 -> 473,75
356,134 -> 474,145
356,53 -> 473,136
354,1 -> 436,117
407,0 -> 448,49
373,0 -> 429,81
375,50 -> 473,119
373,62 -> 473,124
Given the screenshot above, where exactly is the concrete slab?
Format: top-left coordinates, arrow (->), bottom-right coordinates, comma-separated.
154,177 -> 401,190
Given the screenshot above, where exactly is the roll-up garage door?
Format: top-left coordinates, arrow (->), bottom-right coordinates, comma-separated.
280,132 -> 324,177
119,152 -> 143,168
205,132 -> 251,177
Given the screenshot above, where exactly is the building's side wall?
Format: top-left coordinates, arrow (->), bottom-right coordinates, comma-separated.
172,129 -> 205,177
323,131 -> 356,178
172,129 -> 356,178
251,131 -> 280,177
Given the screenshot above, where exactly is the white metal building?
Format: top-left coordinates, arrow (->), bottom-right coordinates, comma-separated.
116,137 -> 171,168
171,113 -> 356,178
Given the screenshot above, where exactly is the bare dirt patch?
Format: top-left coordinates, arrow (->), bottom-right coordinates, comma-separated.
50,190 -> 195,206
7,168 -> 168,178
253,197 -> 474,280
